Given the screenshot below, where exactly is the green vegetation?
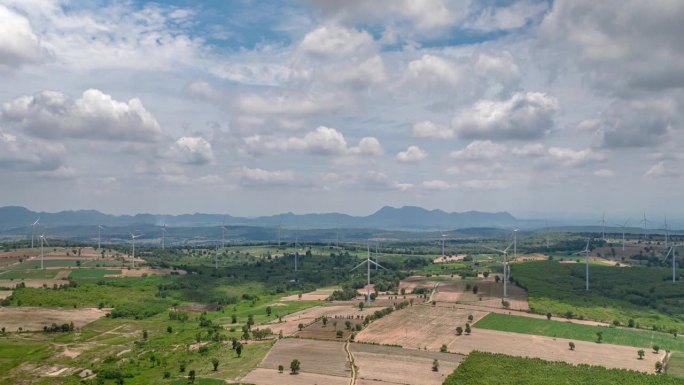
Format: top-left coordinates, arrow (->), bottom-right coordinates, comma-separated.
668,352 -> 684,378
0,269 -> 59,279
475,313 -> 684,351
444,351 -> 684,385
511,261 -> 684,331
69,268 -> 121,279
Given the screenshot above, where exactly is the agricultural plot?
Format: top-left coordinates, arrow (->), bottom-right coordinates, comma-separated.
444,351 -> 684,385
355,303 -> 488,350
68,269 -> 122,279
668,351 -> 684,378
432,280 -> 529,310
259,303 -> 382,336
351,343 -> 463,385
446,328 -> 664,372
0,307 -> 108,331
475,313 -> 684,351
398,275 -> 436,293
241,338 -> 350,384
296,317 -> 363,340
280,286 -> 337,301
0,278 -> 66,288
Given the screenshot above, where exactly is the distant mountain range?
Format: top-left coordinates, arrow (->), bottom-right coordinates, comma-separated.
0,205 -> 519,231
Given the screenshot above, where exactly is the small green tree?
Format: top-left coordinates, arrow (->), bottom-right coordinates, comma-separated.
440,344 -> 448,353
231,314 -> 237,323
322,316 -> 328,327
298,323 -> 304,331
653,345 -> 660,353
212,358 -> 219,371
472,285 -> 478,294
465,324 -> 471,335
278,364 -> 284,373
456,327 -> 463,336
336,330 -> 343,338
290,359 -> 301,374
142,330 -> 148,340
432,359 -> 439,372
358,301 -> 365,311
596,331 -> 603,343
167,326 -> 173,334
546,312 -> 552,320
188,369 -> 196,384
179,362 -> 186,372
266,306 -> 272,317
638,349 -> 645,360
468,314 -> 474,322
656,361 -> 664,373
569,342 -> 575,351
628,319 -> 635,328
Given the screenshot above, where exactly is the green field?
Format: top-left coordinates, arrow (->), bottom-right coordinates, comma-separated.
444,351 -> 684,385
475,313 -> 684,351
0,269 -> 60,279
68,268 -> 122,279
668,352 -> 684,378
511,261 -> 684,331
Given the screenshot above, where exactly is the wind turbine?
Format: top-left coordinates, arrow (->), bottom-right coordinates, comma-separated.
483,240 -> 514,298
640,212 -> 650,240
130,233 -> 142,268
545,219 -> 550,250
664,215 -> 670,247
351,244 -> 386,306
97,225 -> 103,250
574,239 -> 591,291
375,241 -> 380,270
221,222 -> 227,249
663,244 -> 678,283
30,218 -> 40,248
441,232 -> 446,261
39,233 -> 49,270
614,219 -> 629,251
599,213 -> 606,241
161,223 -> 167,250
214,242 -> 220,270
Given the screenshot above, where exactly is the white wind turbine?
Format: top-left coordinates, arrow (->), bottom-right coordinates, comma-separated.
545,219 -> 550,250
614,219 -> 630,251
663,243 -> 678,283
441,232 -> 447,261
161,223 -> 167,250
483,239 -> 515,298
97,225 -> 104,250
664,215 -> 670,247
221,222 -> 227,249
640,212 -> 650,240
599,213 -> 606,241
39,233 -> 49,270
30,218 -> 40,248
574,239 -> 591,291
130,232 -> 142,268
351,244 -> 386,306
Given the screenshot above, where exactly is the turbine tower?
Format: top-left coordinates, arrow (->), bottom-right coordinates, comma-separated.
130,233 -> 142,268
221,222 -> 227,249
599,213 -> 606,241
161,223 -> 167,250
351,244 -> 386,306
663,244 -> 678,283
441,232 -> 446,260
614,219 -> 629,251
664,215 -> 670,247
97,225 -> 103,250
483,240 -> 514,298
640,212 -> 650,240
30,218 -> 40,248
575,239 -> 591,291
39,233 -> 49,270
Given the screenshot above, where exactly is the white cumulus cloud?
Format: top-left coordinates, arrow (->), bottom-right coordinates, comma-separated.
397,146 -> 428,163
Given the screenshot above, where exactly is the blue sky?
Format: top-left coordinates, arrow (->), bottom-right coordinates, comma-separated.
0,0 -> 683,222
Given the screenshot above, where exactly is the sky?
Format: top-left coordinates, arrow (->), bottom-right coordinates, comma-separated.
0,0 -> 683,220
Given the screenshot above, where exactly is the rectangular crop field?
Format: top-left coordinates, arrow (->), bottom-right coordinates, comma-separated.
475,313 -> 684,351
444,351 -> 684,385
253,338 -> 350,377
68,269 -> 122,279
668,352 -> 684,378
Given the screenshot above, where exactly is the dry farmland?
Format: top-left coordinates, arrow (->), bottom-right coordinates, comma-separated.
351,343 -> 464,385
260,303 -> 383,336
355,303 -> 489,350
280,287 -> 337,301
0,307 -> 108,331
241,338 -> 350,385
432,280 -> 529,310
296,318 -> 363,340
446,328 -> 665,373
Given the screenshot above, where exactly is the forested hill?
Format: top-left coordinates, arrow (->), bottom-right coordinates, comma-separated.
0,205 -> 517,230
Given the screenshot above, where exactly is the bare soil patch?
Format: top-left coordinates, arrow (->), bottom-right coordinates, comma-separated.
432,280 -> 529,310
447,328 -> 664,373
511,253 -> 548,262
259,303 -> 381,336
351,343 -> 463,385
0,279 -> 65,289
256,338 -> 350,377
0,290 -> 12,299
178,303 -> 217,312
296,318 -> 363,340
433,254 -> 467,263
104,267 -> 185,277
242,368 -> 349,385
280,287 -> 336,301
0,307 -> 108,331
356,303 -> 489,350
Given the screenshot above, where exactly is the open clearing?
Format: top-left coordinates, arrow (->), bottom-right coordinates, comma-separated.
399,275 -> 437,293
447,328 -> 664,373
475,312 -> 684,351
355,303 -> 489,350
434,255 -> 467,263
432,280 -> 529,310
241,338 -> 350,384
280,287 -> 337,301
260,303 -> 382,336
0,307 -> 108,331
296,317 -> 363,340
351,343 -> 463,385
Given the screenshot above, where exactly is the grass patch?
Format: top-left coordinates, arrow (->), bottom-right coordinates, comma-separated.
0,339 -> 52,374
668,352 -> 684,378
0,269 -> 59,279
444,351 -> 684,385
475,313 -> 684,351
69,269 -> 122,279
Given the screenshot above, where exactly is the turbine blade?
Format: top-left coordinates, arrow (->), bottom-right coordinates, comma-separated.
350,260 -> 367,271
482,246 -> 505,253
368,259 -> 387,270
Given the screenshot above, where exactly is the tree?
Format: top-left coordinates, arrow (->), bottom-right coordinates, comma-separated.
358,302 -> 365,311
298,323 -> 304,331
336,330 -> 343,338
502,300 -> 510,309
142,330 -> 148,340
546,313 -> 552,320
483,271 -> 490,278
472,285 -> 478,294
468,314 -> 474,322
167,326 -> 173,334
440,344 -> 448,353
290,359 -> 301,374
656,361 -> 664,373
638,349 -> 645,360
188,369 -> 196,384
569,342 -> 575,351
495,275 -> 501,283
432,359 -> 439,372
456,327 -> 463,336
236,343 -> 243,358
322,316 -> 328,327
628,319 -> 635,328
653,345 -> 660,353
596,331 -> 603,343
179,362 -> 186,372
465,324 -> 471,335
212,358 -> 219,371
266,306 -> 272,317
278,364 -> 284,373
231,314 -> 237,323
